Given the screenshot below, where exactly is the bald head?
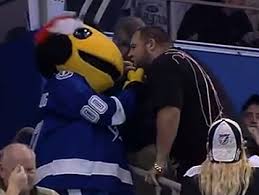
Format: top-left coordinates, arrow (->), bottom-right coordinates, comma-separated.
0,144 -> 36,191
1,143 -> 35,164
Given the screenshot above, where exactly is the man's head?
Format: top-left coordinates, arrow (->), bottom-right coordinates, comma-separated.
128,26 -> 171,69
0,143 -> 36,192
113,16 -> 145,60
242,94 -> 259,128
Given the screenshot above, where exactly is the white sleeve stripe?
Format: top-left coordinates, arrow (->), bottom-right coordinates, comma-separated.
110,96 -> 126,125
184,165 -> 201,177
67,189 -> 82,195
36,158 -> 133,185
249,155 -> 259,168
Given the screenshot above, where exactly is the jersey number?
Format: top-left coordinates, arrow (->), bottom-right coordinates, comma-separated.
80,95 -> 108,123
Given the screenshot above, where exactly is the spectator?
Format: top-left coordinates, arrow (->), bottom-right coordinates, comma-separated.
128,26 -> 232,182
0,143 -> 59,195
177,0 -> 253,46
113,16 -> 145,61
107,16 -> 145,93
181,118 -> 259,195
242,94 -> 259,133
241,94 -> 259,155
245,0 -> 259,31
243,0 -> 259,48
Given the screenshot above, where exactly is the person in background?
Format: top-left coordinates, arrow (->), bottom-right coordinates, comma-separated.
242,0 -> 259,47
177,0 -> 253,46
181,118 -> 259,195
241,94 -> 259,156
113,16 -> 145,61
0,143 -> 59,195
108,16 -> 145,93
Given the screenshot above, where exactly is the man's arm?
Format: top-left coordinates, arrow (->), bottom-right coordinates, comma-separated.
156,106 -> 181,166
148,56 -> 183,166
145,54 -> 184,185
145,106 -> 181,185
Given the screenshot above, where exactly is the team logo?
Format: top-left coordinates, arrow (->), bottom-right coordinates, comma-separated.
218,134 -> 230,145
56,71 -> 74,80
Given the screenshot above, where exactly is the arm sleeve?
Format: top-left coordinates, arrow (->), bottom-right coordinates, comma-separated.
45,73 -> 138,126
148,55 -> 184,112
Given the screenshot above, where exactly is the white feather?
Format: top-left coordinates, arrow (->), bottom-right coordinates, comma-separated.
48,18 -> 85,35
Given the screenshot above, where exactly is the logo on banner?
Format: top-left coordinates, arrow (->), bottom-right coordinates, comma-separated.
138,1 -> 167,31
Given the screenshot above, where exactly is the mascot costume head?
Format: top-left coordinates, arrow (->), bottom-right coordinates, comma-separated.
35,15 -> 124,93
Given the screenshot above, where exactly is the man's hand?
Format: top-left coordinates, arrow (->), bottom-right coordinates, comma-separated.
124,61 -> 136,74
146,106 -> 180,185
248,125 -> 259,146
7,165 -> 28,194
144,162 -> 167,186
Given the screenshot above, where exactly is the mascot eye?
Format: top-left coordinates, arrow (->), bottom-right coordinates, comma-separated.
73,28 -> 92,39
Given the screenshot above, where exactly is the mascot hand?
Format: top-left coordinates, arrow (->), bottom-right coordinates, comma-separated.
123,68 -> 144,89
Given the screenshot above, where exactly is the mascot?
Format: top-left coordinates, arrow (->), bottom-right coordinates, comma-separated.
30,16 -> 143,195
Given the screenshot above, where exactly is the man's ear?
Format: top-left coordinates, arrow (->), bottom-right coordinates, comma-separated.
146,38 -> 156,51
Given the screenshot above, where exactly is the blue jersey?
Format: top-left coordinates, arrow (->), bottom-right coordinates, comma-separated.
31,71 -> 138,193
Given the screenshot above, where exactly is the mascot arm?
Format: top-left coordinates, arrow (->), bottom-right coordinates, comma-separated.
49,72 -> 137,126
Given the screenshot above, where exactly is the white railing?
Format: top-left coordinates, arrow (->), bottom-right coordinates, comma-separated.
174,40 -> 259,56
130,165 -> 181,195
